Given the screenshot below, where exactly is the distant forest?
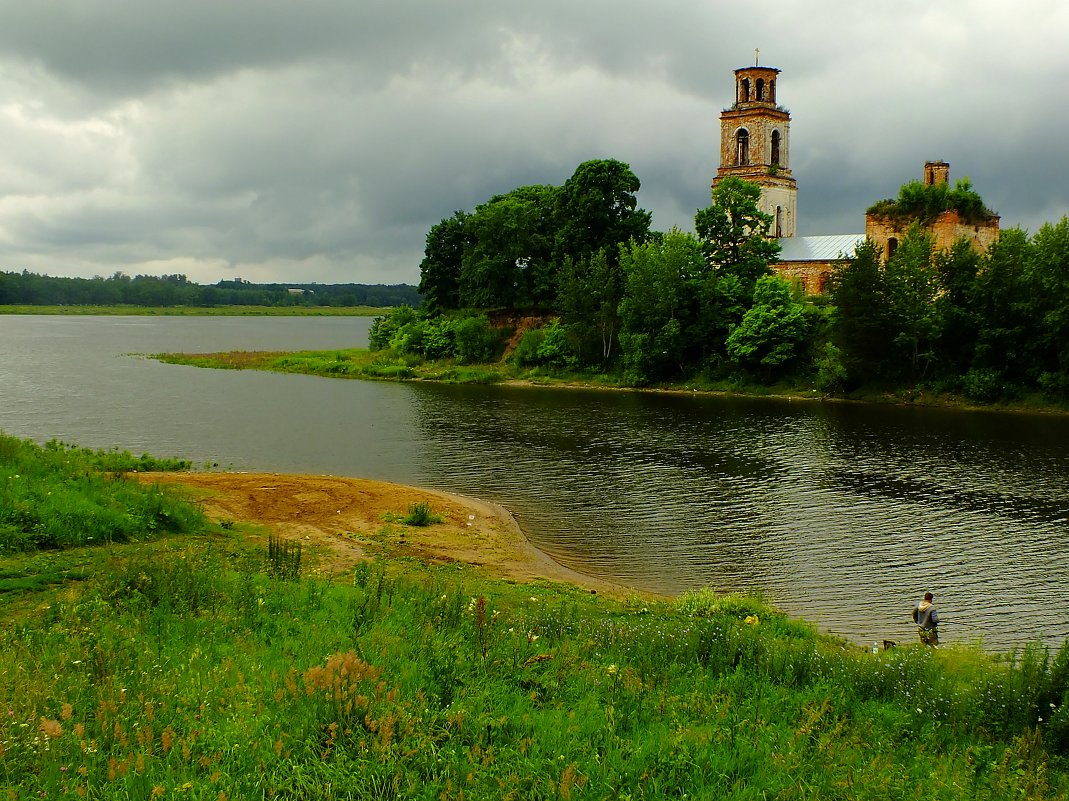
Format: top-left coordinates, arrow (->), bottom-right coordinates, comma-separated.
0,270 -> 421,308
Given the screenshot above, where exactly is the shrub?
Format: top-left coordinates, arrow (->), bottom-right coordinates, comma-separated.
368,305 -> 418,350
963,367 -> 1004,403
511,327 -> 547,367
814,342 -> 848,394
452,315 -> 504,364
402,502 -> 442,526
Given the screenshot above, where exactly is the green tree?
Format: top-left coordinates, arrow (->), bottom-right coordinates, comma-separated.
883,224 -> 943,380
694,177 -> 779,295
970,228 -> 1033,389
554,159 -> 651,264
725,275 -> 813,380
557,248 -> 623,364
1028,217 -> 1069,397
418,210 -> 470,313
933,239 -> 982,377
459,185 -> 558,310
617,229 -> 705,384
828,240 -> 894,385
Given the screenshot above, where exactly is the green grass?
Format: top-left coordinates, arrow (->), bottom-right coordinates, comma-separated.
0,432 -> 203,552
154,347 -> 1069,417
154,348 -> 514,385
5,433 -> 1069,798
0,304 -> 387,316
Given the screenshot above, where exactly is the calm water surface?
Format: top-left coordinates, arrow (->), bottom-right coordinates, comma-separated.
2,315 -> 1068,651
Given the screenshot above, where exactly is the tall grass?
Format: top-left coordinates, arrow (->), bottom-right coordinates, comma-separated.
4,538 -> 1069,799
4,433 -> 1069,798
0,432 -> 203,552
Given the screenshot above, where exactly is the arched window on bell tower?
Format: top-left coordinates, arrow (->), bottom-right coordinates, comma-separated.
771,130 -> 781,166
756,78 -> 765,102
739,78 -> 750,103
769,79 -> 776,103
735,128 -> 750,166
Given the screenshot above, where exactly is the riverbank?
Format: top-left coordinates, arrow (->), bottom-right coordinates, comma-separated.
5,436 -> 1069,797
138,470 -> 634,597
154,345 -> 1069,416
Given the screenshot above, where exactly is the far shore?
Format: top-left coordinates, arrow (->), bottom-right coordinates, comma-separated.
154,346 -> 1069,418
0,304 -> 385,316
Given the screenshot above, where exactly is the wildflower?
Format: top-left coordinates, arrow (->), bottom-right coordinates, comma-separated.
744,615 -> 760,626
606,664 -> 619,677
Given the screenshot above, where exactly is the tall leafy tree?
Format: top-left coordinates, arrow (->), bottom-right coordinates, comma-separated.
725,275 -> 813,381
694,177 -> 779,295
458,185 -> 558,310
970,228 -> 1034,387
828,240 -> 894,385
933,238 -> 982,376
1027,217 -> 1069,397
557,248 -> 623,364
883,224 -> 943,380
418,210 -> 470,313
554,159 -> 652,264
617,229 -> 706,383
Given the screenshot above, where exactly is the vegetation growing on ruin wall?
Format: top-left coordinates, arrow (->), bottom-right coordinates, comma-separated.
867,177 -> 997,225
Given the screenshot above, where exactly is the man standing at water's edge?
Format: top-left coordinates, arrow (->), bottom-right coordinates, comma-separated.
913,591 -> 939,645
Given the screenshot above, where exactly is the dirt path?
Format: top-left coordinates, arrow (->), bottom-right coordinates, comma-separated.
139,471 -> 631,595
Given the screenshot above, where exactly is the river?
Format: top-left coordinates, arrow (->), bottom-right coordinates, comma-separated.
2,314 -> 1067,651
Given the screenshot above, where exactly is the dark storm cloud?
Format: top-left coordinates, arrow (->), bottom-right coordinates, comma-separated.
0,1 -> 1067,284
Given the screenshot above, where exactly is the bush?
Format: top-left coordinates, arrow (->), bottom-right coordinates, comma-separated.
814,342 -> 848,394
368,305 -> 418,350
511,327 -> 547,367
963,367 -> 1004,403
402,502 -> 442,526
452,315 -> 503,364
511,321 -> 574,368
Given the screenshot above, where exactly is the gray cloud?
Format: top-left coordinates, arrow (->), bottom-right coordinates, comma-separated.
0,1 -> 1067,285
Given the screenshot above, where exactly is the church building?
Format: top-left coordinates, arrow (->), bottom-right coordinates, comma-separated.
712,59 -> 998,293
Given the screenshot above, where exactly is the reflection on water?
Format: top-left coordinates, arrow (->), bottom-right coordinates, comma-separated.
403,383 -> 1069,650
1,315 -> 1068,651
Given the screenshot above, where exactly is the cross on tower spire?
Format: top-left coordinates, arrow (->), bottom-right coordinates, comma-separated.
755,48 -> 759,66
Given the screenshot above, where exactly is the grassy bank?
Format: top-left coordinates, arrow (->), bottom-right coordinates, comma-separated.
3,433 -> 1069,798
0,305 -> 386,316
152,346 -> 1069,415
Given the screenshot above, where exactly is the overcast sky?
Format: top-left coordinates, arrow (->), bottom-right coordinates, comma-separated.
1,1 -> 1066,287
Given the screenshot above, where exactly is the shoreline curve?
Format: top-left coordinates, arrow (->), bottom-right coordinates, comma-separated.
138,471 -> 640,598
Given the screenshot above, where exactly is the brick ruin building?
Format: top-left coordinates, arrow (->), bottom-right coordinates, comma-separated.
712,61 -> 1000,293
864,160 -> 1001,261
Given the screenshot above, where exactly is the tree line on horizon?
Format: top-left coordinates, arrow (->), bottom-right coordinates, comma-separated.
0,271 -> 421,309
382,158 -> 1069,405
